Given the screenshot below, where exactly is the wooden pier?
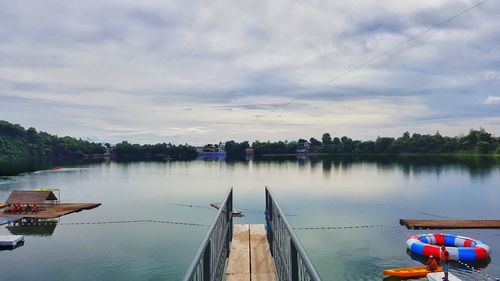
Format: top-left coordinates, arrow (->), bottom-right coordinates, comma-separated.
400,219 -> 500,229
226,224 -> 276,281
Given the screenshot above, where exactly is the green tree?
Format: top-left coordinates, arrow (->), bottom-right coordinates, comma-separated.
322,133 -> 333,145
477,141 -> 491,154
309,137 -> 322,146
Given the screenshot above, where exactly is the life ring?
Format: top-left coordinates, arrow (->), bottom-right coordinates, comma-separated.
406,233 -> 491,262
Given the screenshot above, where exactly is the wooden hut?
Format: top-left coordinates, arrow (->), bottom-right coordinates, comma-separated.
5,191 -> 58,205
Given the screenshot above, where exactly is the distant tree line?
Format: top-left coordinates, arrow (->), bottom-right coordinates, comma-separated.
225,129 -> 500,158
2,119 -> 499,172
0,120 -> 107,162
113,141 -> 197,160
0,120 -> 198,164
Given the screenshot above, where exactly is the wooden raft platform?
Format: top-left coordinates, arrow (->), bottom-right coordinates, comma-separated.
226,224 -> 276,281
400,219 -> 500,229
1,203 -> 101,219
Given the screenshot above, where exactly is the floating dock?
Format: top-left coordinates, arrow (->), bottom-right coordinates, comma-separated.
400,219 -> 500,229
0,235 -> 24,247
427,271 -> 461,281
226,224 -> 276,281
2,203 -> 101,219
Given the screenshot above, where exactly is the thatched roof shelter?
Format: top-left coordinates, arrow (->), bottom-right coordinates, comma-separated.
5,191 -> 58,205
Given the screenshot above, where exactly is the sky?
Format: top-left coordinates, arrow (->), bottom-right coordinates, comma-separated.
0,0 -> 499,145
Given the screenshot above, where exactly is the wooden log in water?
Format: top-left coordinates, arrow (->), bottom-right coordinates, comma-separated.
400,219 -> 500,229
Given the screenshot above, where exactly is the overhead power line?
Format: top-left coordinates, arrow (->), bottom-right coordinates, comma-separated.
242,0 -> 489,126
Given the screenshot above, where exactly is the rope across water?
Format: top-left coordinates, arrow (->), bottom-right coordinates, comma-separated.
15,218 -> 499,279
56,219 -> 209,227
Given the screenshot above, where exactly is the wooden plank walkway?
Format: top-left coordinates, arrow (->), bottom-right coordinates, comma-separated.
400,219 -> 500,229
226,224 -> 276,281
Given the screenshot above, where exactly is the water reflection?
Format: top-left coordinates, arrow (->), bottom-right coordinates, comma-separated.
2,155 -> 499,179
0,158 -> 106,177
6,220 -> 58,236
0,156 -> 499,280
247,155 -> 500,178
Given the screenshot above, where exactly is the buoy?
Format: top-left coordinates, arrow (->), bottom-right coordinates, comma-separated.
407,233 -> 491,262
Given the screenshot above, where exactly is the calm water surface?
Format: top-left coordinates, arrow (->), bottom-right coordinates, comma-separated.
0,157 -> 499,280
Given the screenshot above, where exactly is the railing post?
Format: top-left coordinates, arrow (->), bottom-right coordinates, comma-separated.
290,240 -> 298,281
265,187 -> 273,256
203,241 -> 211,281
182,187 -> 233,281
265,187 -> 322,281
226,189 -> 232,258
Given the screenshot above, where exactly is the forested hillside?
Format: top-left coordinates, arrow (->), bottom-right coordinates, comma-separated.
0,120 -> 106,162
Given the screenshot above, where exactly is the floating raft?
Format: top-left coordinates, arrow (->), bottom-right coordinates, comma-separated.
1,203 -> 101,219
427,271 -> 461,281
0,235 -> 24,247
400,219 -> 500,229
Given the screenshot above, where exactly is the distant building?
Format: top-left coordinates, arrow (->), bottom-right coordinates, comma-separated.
92,150 -> 111,159
296,148 -> 308,154
297,139 -> 311,154
198,143 -> 226,158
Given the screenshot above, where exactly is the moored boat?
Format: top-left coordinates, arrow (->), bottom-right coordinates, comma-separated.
383,266 -> 442,278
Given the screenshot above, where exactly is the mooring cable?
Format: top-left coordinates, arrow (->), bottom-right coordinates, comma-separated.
58,219 -> 209,227
293,224 -> 386,230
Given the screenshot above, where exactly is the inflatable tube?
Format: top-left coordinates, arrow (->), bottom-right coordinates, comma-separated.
406,233 -> 491,262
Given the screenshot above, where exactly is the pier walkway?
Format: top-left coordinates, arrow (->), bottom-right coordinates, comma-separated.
226,224 -> 275,281
181,187 -> 322,281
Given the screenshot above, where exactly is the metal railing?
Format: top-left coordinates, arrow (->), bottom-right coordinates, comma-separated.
182,188 -> 233,281
265,186 -> 322,281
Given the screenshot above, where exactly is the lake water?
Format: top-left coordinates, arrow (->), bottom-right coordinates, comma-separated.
0,156 -> 499,280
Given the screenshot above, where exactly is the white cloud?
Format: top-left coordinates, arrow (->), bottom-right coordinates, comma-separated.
484,95 -> 500,105
0,0 -> 499,143
483,71 -> 500,80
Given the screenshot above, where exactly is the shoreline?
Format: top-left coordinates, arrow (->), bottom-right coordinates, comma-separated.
1,153 -> 499,177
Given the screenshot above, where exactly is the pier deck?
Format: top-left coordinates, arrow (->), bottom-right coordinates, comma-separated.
400,219 -> 500,229
226,224 -> 276,281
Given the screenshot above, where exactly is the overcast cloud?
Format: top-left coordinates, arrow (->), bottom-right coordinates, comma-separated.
0,0 -> 499,144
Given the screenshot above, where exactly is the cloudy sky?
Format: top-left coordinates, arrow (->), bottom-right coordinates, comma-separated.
1,0 -> 499,144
